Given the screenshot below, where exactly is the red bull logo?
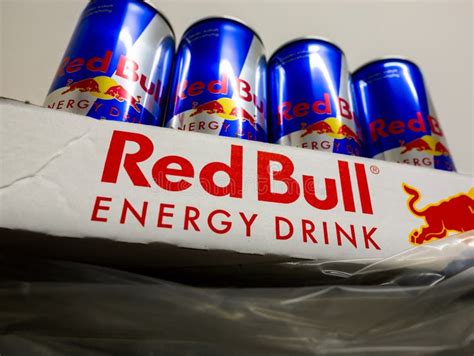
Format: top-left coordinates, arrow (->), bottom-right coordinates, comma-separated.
403,183 -> 474,244
293,116 -> 362,154
104,85 -> 141,113
51,76 -> 142,114
300,121 -> 332,137
370,112 -> 443,142
400,137 -> 431,154
170,97 -> 261,139
434,142 -> 449,155
62,78 -> 100,94
299,117 -> 361,143
277,93 -> 354,124
399,135 -> 451,156
55,51 -> 162,103
175,74 -> 264,115
46,50 -> 166,120
190,101 -> 225,116
337,124 -> 361,144
181,98 -> 259,131
101,130 -> 374,215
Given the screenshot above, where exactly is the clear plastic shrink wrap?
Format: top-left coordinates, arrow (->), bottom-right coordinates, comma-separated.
1,232 -> 473,355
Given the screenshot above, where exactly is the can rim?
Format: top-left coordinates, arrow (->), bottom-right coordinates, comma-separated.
140,0 -> 176,38
184,16 -> 264,47
353,56 -> 419,74
269,36 -> 345,62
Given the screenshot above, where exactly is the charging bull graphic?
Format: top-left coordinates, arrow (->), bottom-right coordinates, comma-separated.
188,99 -> 258,129
299,119 -> 361,144
104,85 -> 142,113
62,78 -> 100,94
337,124 -> 361,144
434,142 -> 450,156
300,121 -> 333,138
403,183 -> 474,244
59,77 -> 143,113
190,101 -> 225,116
400,138 -> 431,154
399,136 -> 451,156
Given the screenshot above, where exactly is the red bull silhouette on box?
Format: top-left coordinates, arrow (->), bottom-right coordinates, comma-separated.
268,37 -> 363,156
164,17 -> 267,142
403,183 -> 474,244
44,0 -> 175,126
352,57 -> 456,171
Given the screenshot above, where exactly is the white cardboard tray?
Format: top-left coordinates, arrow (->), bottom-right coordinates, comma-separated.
1,98 -> 473,269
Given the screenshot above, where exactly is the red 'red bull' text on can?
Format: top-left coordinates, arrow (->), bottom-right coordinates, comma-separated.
352,57 -> 455,171
44,0 -> 175,126
165,17 -> 267,142
268,37 -> 363,156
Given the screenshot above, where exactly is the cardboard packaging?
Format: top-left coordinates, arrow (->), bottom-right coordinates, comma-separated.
1,98 -> 473,271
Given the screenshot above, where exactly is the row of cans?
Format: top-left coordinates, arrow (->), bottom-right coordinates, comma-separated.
44,0 -> 455,172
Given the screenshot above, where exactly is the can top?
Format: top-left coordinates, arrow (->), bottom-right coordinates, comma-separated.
353,56 -> 420,76
269,36 -> 345,62
90,0 -> 176,37
138,0 -> 175,38
184,16 -> 264,47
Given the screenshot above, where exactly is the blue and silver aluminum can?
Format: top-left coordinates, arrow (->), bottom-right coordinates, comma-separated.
165,17 -> 267,142
44,0 -> 175,126
352,58 -> 455,171
268,37 -> 363,156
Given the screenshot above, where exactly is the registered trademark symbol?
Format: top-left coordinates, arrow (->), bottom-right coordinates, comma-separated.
370,165 -> 380,174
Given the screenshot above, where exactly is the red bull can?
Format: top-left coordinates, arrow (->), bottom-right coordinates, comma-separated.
352,57 -> 455,171
164,17 -> 267,142
268,37 -> 363,156
44,0 -> 175,126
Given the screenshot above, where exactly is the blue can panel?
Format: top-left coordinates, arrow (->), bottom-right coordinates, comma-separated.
44,0 -> 175,126
268,38 -> 363,156
352,58 -> 455,171
165,17 -> 267,142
